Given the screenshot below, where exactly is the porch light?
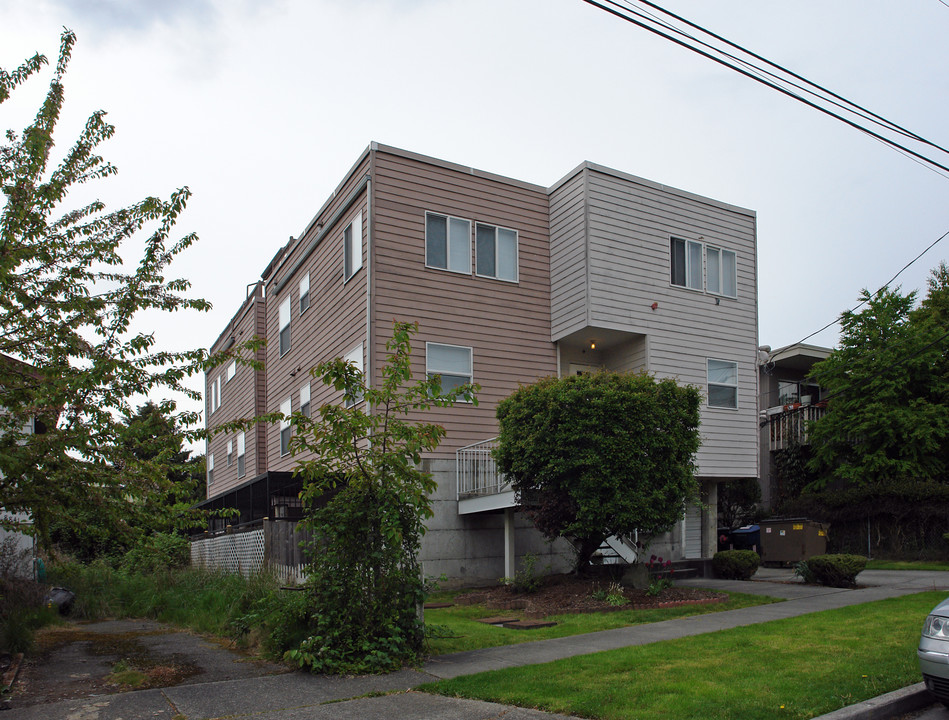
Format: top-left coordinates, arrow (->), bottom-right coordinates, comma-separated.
590,340 -> 596,350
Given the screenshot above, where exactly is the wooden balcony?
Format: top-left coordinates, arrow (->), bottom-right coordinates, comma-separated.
768,404 -> 827,451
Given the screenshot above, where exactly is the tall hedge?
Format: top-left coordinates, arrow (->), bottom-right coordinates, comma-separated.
495,371 -> 701,568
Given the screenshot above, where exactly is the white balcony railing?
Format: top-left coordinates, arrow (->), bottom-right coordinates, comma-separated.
768,404 -> 827,451
456,437 -> 510,500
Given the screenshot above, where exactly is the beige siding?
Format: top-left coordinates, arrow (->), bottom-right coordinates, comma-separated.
581,168 -> 758,478
205,283 -> 267,498
371,149 -> 557,456
549,168 -> 589,340
262,155 -> 371,472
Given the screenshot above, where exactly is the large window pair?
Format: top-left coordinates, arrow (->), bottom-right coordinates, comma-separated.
670,238 -> 737,297
226,433 -> 247,477
426,212 -> 518,282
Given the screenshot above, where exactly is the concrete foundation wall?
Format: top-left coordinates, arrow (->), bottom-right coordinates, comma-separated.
420,459 -> 574,587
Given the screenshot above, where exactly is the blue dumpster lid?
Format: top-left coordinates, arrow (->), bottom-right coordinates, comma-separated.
731,524 -> 759,535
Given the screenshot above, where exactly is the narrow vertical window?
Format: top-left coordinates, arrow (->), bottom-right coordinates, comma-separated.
279,398 -> 292,456
279,297 -> 291,357
707,359 -> 739,409
226,439 -> 233,466
707,246 -> 737,298
237,431 -> 246,478
425,212 -> 471,274
670,238 -> 703,291
300,382 -> 311,418
211,376 -> 221,413
343,344 -> 364,407
343,211 -> 363,280
299,272 -> 310,314
226,360 -> 236,382
207,453 -> 214,486
475,223 -> 518,281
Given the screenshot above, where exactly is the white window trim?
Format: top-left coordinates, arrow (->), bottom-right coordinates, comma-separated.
207,453 -> 214,486
226,360 -> 236,383
707,358 -> 739,410
299,272 -> 310,314
279,397 -> 292,456
670,236 -> 704,292
425,342 -> 474,401
425,211 -> 472,275
343,343 -> 364,408
475,222 -> 519,283
343,211 -> 363,282
237,431 -> 246,478
210,375 -> 221,414
279,297 -> 291,357
706,245 -> 738,299
300,382 -> 311,417
226,439 -> 233,466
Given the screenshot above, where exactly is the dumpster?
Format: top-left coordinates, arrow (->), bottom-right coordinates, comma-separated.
717,525 -> 761,553
760,518 -> 828,565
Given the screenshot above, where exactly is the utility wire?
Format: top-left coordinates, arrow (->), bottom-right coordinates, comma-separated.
583,0 -> 949,175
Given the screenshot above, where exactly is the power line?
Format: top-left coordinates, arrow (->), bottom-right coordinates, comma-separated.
583,0 -> 949,175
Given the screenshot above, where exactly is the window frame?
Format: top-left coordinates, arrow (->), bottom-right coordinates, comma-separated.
475,222 -> 519,283
426,342 -> 473,400
226,439 -> 233,467
425,211 -> 472,275
278,297 -> 291,357
226,360 -> 236,383
707,358 -> 739,410
300,382 -> 311,418
706,245 -> 737,298
299,272 -> 310,314
670,237 -> 704,292
207,453 -> 214,486
343,211 -> 363,282
237,431 -> 246,478
209,375 -> 221,414
343,344 -> 364,408
279,398 -> 292,456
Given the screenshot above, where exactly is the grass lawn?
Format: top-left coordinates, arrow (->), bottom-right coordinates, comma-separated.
866,559 -> 949,572
422,591 -> 942,720
425,590 -> 780,655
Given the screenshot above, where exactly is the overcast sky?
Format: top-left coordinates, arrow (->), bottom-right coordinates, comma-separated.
3,0 -> 948,431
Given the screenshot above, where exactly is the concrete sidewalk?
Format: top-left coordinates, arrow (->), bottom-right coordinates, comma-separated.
4,569 -> 946,720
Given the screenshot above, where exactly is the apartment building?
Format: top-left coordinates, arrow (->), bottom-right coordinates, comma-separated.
202,143 -> 759,583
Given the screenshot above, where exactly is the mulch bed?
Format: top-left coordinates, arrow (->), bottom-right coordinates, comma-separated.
455,574 -> 727,619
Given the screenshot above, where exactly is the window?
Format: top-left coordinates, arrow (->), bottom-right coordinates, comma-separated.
210,375 -> 221,413
707,359 -> 738,409
706,246 -> 737,298
426,342 -> 473,394
207,453 -> 214,486
343,211 -> 363,281
299,273 -> 310,314
226,439 -> 233,466
343,344 -> 363,407
670,237 -> 703,290
426,212 -> 471,274
226,360 -> 236,382
778,381 -> 820,407
279,297 -> 291,357
300,382 -> 311,418
476,223 -> 518,282
237,431 -> 246,478
279,398 -> 292,456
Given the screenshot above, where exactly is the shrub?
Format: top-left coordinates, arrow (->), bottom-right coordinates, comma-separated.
0,536 -> 57,654
499,553 -> 545,594
803,554 -> 867,588
121,532 -> 190,574
712,550 -> 760,580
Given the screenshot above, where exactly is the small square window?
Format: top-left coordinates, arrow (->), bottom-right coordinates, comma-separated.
475,223 -> 518,282
707,359 -> 738,409
426,342 -> 473,395
279,297 -> 291,357
426,212 -> 471,274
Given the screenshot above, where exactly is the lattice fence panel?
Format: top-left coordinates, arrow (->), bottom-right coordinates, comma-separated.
191,528 -> 265,578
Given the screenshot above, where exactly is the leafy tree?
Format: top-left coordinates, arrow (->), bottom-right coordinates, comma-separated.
807,286 -> 949,489
495,371 -> 701,570
717,476 -> 761,530
284,321 -> 477,674
0,31 -> 210,547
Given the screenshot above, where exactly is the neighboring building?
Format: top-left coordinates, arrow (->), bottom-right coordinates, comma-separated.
201,143 -> 760,584
757,342 -> 832,509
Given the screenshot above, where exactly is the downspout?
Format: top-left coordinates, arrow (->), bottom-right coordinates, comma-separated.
365,177 -> 372,395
